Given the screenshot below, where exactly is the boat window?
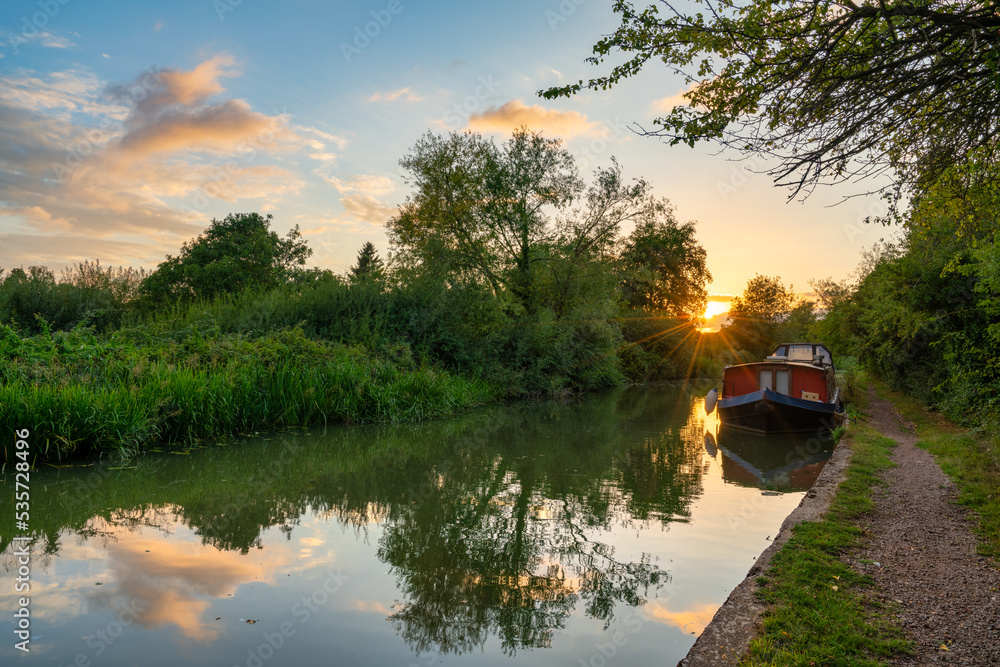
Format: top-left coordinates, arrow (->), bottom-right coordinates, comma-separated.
776,369 -> 790,395
759,369 -> 773,391
787,345 -> 814,361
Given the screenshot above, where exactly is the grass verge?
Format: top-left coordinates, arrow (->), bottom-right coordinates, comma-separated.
741,388 -> 912,666
875,381 -> 1000,560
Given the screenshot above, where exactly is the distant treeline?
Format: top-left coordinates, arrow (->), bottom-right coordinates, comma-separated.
1,129 -> 729,460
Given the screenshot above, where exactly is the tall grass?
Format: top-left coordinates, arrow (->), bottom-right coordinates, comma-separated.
0,324 -> 496,462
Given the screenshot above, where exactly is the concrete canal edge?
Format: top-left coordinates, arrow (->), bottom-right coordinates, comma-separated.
677,434 -> 854,667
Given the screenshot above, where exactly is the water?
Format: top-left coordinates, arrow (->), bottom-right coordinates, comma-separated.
0,384 -> 834,666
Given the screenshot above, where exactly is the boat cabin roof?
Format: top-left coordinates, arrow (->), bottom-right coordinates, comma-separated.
767,343 -> 834,367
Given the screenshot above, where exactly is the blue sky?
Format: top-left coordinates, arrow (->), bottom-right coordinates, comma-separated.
0,0 -> 895,296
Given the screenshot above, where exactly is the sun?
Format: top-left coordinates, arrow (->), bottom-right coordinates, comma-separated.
699,300 -> 731,333
703,301 -> 730,320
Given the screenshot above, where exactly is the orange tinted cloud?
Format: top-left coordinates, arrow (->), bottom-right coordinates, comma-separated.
367,87 -> 423,103
341,193 -> 396,225
134,53 -> 238,111
468,99 -> 601,138
114,100 -> 287,160
651,81 -> 707,115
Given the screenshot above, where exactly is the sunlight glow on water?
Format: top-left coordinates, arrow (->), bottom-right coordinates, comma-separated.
0,384 -> 832,666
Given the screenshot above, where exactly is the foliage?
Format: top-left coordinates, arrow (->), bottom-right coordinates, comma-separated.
389,129 -> 707,316
389,128 -> 580,300
724,274 -> 797,357
140,212 -> 311,302
349,241 -> 386,283
617,203 -> 710,317
0,261 -> 147,333
0,325 -> 495,461
820,160 -> 1000,427
541,0 -> 1000,196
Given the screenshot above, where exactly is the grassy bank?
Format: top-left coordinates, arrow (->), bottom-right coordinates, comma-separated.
0,323 -> 496,462
741,383 -> 913,666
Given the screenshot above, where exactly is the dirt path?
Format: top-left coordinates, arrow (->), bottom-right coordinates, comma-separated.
856,391 -> 1000,665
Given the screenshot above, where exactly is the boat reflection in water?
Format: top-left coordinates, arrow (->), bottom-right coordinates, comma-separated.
703,426 -> 836,492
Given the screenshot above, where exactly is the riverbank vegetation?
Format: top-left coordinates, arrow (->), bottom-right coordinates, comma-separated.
812,166 -> 1000,434
0,128 -> 720,461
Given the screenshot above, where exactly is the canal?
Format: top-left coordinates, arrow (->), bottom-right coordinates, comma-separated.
0,383 -> 834,666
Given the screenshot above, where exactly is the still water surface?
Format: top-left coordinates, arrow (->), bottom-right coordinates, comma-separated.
1,383 -> 833,666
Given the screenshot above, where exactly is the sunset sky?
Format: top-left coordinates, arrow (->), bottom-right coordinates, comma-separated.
0,0 -> 898,296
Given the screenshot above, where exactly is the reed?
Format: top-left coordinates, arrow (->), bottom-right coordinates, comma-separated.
0,325 -> 496,462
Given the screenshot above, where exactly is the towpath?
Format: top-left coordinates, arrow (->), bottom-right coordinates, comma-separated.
854,392 -> 1000,665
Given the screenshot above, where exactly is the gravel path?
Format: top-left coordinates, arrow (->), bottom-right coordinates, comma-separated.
855,390 -> 1000,665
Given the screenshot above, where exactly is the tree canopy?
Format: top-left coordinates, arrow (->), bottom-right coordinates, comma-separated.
388,128 -> 709,316
141,213 -> 311,302
725,274 -> 799,356
618,207 -> 710,316
388,128 -> 580,301
540,0 -> 1000,196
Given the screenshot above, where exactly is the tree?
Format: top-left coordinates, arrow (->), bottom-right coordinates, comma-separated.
617,205 -> 710,317
141,213 -> 312,301
389,128 -> 706,316
539,0 -> 1000,196
348,242 -> 385,283
725,274 -> 796,356
389,128 -> 581,303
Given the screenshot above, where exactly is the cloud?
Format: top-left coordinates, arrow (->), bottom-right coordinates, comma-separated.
38,32 -> 75,49
467,99 -> 602,138
112,99 -> 289,162
0,233 -> 171,268
322,174 -> 398,227
0,59 -> 305,270
367,87 -> 423,103
1,68 -> 112,117
341,193 -> 396,225
154,21 -> 165,33
327,174 -> 396,196
651,81 -> 705,115
2,31 -> 76,52
106,54 -> 239,114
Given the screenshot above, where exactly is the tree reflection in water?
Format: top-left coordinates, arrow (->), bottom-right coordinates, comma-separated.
2,384 -> 713,658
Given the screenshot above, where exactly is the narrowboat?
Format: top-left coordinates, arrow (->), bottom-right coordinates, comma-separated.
704,343 -> 846,434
